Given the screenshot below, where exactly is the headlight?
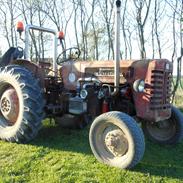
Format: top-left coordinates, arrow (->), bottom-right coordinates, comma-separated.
80,89 -> 88,99
133,79 -> 145,92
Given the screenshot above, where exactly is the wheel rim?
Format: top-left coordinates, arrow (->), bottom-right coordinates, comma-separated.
0,86 -> 19,126
146,119 -> 176,141
104,128 -> 128,157
94,122 -> 129,160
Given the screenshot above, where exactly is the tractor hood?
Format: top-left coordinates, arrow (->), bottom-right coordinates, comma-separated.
60,59 -> 172,91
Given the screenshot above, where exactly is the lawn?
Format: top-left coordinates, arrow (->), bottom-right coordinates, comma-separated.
0,90 -> 183,183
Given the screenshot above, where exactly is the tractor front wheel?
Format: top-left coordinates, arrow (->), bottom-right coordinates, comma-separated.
89,111 -> 145,169
142,106 -> 183,145
0,65 -> 45,143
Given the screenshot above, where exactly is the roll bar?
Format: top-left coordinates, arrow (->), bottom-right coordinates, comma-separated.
24,25 -> 58,75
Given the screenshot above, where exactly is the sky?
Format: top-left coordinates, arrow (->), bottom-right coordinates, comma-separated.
0,0 -> 182,75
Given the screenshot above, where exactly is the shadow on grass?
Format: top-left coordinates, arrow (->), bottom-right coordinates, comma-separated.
31,122 -> 183,180
134,140 -> 183,180
133,106 -> 183,180
30,122 -> 92,155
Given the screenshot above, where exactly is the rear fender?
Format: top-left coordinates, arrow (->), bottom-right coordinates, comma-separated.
11,59 -> 45,87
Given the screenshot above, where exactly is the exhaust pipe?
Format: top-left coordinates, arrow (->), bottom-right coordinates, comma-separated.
111,0 -> 121,96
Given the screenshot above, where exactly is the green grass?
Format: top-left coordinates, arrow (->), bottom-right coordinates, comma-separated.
0,91 -> 183,183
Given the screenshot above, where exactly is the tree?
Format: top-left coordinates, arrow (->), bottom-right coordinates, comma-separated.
0,0 -> 20,47
165,0 -> 183,98
133,0 -> 152,59
99,0 -> 115,60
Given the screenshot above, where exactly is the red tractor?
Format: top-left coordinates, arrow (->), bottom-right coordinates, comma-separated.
0,0 -> 182,169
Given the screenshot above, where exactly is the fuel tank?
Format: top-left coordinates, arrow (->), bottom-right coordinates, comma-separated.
60,59 -> 173,122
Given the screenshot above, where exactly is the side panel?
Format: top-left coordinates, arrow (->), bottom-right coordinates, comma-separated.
60,61 -> 82,90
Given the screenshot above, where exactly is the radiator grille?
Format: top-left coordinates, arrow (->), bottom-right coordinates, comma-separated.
149,70 -> 172,110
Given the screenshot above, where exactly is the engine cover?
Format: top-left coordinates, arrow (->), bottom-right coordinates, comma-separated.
60,60 -> 142,91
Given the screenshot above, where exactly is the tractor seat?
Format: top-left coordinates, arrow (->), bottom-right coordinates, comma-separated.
0,47 -> 23,67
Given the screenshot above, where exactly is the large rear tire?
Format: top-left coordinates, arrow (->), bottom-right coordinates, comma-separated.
89,111 -> 145,169
142,106 -> 183,145
0,65 -> 45,143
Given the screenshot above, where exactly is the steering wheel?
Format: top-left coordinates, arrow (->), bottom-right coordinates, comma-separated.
57,47 -> 81,65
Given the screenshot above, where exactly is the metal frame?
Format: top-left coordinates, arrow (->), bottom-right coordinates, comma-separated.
24,25 -> 58,75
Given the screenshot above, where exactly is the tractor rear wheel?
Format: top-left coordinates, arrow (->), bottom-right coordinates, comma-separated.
89,111 -> 145,169
142,106 -> 183,145
0,65 -> 45,143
